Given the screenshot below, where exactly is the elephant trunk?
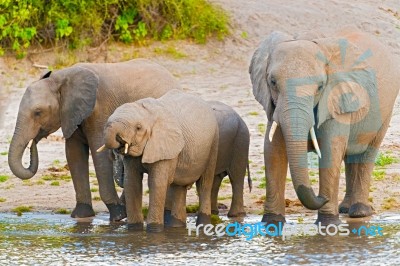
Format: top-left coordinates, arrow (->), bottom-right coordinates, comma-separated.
280,111 -> 328,210
8,129 -> 39,180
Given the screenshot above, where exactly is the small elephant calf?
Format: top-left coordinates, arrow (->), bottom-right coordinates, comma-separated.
98,90 -> 219,232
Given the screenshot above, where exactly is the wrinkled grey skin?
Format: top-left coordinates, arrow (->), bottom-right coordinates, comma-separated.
249,28 -> 400,225
101,90 -> 219,232
113,100 -> 252,220
8,59 -> 180,221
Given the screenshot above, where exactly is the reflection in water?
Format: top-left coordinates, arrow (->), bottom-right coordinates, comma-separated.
0,213 -> 399,264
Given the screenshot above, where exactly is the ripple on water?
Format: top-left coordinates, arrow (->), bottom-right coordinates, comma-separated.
0,213 -> 399,265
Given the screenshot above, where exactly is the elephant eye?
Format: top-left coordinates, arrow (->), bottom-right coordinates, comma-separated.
269,76 -> 277,88
317,84 -> 323,92
136,124 -> 142,130
34,109 -> 42,117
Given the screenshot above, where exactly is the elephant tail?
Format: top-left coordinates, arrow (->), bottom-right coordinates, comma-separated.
247,163 -> 252,192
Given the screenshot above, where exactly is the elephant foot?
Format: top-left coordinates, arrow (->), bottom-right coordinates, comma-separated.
71,203 -> 95,218
315,213 -> 342,226
164,209 -> 172,225
338,200 -> 350,214
128,223 -> 144,231
165,215 -> 186,228
261,213 -> 286,225
106,203 -> 127,222
348,202 -> 373,218
147,223 -> 164,233
227,210 -> 246,217
196,212 -> 211,225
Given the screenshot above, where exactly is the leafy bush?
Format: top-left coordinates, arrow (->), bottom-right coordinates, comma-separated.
0,0 -> 229,57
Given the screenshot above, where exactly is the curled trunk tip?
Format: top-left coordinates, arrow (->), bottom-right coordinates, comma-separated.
296,185 -> 328,210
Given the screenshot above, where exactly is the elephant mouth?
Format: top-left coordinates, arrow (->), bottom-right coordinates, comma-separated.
34,128 -> 50,143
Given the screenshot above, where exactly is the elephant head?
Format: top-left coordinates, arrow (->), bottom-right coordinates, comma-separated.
249,31 -> 374,209
98,98 -> 185,164
8,67 -> 99,179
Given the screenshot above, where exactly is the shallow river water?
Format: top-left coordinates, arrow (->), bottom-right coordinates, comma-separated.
0,213 -> 399,265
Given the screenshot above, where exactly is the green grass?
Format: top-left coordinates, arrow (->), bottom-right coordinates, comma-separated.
248,111 -> 259,116
211,214 -> 223,225
50,181 -> 60,186
36,180 -> 45,185
257,177 -> 266,189
154,46 -> 187,59
90,188 -> 98,193
92,196 -> 101,201
373,170 -> 386,181
42,174 -> 71,181
375,152 -> 398,167
54,208 -> 71,214
222,178 -> 230,184
12,205 -> 33,216
0,198 -> 6,203
0,151 -> 8,156
310,178 -> 318,185
186,204 -> 199,213
142,207 -> 149,218
22,180 -> 33,186
382,197 -> 397,210
257,123 -> 266,134
217,195 -> 232,200
0,175 -> 9,182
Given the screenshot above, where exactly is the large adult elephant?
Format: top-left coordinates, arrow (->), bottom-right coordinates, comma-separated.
8,59 -> 180,221
249,28 -> 400,225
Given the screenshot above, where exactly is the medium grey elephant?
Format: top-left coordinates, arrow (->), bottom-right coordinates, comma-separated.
249,28 -> 400,225
8,59 -> 180,221
98,90 -> 219,232
112,100 -> 252,226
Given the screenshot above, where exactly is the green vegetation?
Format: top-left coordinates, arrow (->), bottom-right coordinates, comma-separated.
0,151 -> 8,156
211,214 -> 223,225
92,196 -> 101,201
90,187 -> 99,193
12,205 -> 32,216
186,204 -> 199,213
54,208 -> 71,214
0,175 -> 9,182
258,123 -> 266,134
257,177 -> 266,189
217,195 -> 232,201
142,207 -> 149,218
0,0 -> 229,57
222,178 -> 230,184
42,174 -> 71,181
382,197 -> 397,210
0,198 -> 6,203
372,170 -> 386,181
50,181 -> 60,186
36,180 -> 45,185
153,46 -> 186,59
248,111 -> 259,116
375,152 -> 399,167
310,178 -> 318,185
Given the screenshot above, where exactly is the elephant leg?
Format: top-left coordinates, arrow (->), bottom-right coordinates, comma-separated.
166,184 -> 187,228
211,174 -> 223,215
164,186 -> 173,225
338,165 -> 352,214
262,122 -> 288,225
90,141 -> 126,222
344,117 -> 390,218
316,123 -> 349,226
196,134 -> 219,226
147,159 -> 177,232
66,130 -> 95,218
124,157 -> 144,230
228,168 -> 246,217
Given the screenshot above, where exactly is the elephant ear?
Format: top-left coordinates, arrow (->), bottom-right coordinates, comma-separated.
313,37 -> 375,127
57,66 -> 99,139
140,98 -> 184,164
249,31 -> 292,120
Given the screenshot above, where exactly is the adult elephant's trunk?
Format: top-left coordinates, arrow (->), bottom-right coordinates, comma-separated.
280,113 -> 328,210
8,129 -> 39,180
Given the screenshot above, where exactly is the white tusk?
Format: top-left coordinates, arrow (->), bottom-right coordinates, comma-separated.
27,139 -> 33,149
124,143 -> 129,154
269,121 -> 278,142
310,127 -> 322,158
96,144 -> 106,153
